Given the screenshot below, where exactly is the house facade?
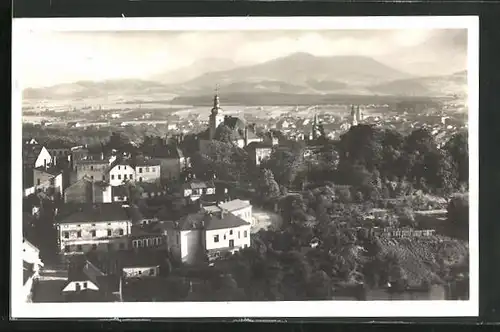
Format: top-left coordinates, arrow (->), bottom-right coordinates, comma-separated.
107,161 -> 136,187
56,204 -> 132,259
182,180 -> 216,201
33,167 -> 64,195
76,159 -> 110,182
64,177 -> 112,204
134,158 -> 161,183
22,238 -> 44,303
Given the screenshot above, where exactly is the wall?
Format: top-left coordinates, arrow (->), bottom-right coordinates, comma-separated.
64,179 -> 92,203
58,220 -> 132,255
255,148 -> 272,166
135,165 -> 161,183
205,225 -> 251,252
62,280 -> 99,292
228,206 -> 253,224
76,163 -> 108,182
93,184 -> 112,203
180,229 -> 202,264
108,165 -> 136,186
158,158 -> 181,181
166,229 -> 182,262
34,147 -> 52,168
123,266 -> 160,279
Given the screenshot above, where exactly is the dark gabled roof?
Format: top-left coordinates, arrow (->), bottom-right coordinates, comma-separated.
182,180 -> 214,190
245,141 -> 273,151
133,157 -> 161,167
34,166 -> 62,177
67,259 -> 105,284
144,144 -> 184,159
56,203 -> 130,224
118,250 -> 163,269
135,182 -> 166,194
77,159 -> 109,165
23,144 -> 44,165
44,139 -> 74,149
204,212 -> 251,231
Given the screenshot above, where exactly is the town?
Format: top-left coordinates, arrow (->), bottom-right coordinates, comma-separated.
22,89 -> 470,303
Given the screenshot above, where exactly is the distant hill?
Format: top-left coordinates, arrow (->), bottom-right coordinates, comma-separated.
23,79 -> 170,100
150,58 -> 241,84
180,52 -> 413,93
369,71 -> 468,97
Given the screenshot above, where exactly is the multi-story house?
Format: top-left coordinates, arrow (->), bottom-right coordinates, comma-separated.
75,159 -> 112,182
64,176 -> 112,204
22,238 -> 44,303
133,158 -> 161,183
181,180 -> 216,202
55,203 -> 133,259
165,209 -> 251,264
33,166 -> 64,195
245,142 -> 274,166
203,199 -> 253,224
45,140 -> 73,166
107,159 -> 136,187
144,144 -> 188,182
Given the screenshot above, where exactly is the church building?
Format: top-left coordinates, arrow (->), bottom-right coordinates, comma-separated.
200,90 -> 263,152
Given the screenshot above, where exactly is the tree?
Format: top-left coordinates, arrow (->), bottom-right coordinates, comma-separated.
258,169 -> 281,201
447,194 -> 469,239
263,146 -> 305,188
444,131 -> 468,186
307,270 -> 332,300
214,125 -> 238,144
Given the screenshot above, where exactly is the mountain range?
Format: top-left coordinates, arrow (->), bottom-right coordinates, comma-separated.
22,52 -> 467,103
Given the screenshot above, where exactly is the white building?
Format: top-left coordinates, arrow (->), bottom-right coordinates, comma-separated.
166,210 -> 251,264
107,160 -> 136,186
23,144 -> 53,169
22,238 -> 44,303
75,159 -> 111,182
203,199 -> 253,224
55,203 -> 133,258
134,158 -> 161,183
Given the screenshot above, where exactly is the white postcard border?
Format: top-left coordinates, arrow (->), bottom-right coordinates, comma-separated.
11,16 -> 479,318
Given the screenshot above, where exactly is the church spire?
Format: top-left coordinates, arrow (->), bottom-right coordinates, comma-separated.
213,84 -> 220,110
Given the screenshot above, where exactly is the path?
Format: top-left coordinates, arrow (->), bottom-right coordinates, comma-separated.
251,207 -> 282,233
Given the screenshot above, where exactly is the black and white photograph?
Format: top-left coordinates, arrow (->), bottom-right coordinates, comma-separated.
11,16 -> 478,318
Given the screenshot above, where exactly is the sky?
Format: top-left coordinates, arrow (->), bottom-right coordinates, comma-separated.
16,29 -> 467,88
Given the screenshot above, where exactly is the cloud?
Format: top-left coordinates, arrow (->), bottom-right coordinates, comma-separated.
15,29 -> 467,88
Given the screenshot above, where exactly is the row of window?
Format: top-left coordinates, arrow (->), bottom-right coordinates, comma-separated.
125,268 -> 157,276
111,173 -> 134,181
213,230 -> 247,243
138,167 -> 156,173
63,229 -> 124,239
132,237 -> 163,248
64,242 -> 126,252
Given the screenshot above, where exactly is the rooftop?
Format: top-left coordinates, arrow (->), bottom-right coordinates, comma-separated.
34,166 -> 62,177
218,199 -> 251,212
133,157 -> 161,167
56,203 -> 130,224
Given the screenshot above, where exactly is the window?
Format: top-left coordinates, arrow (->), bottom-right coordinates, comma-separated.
176,233 -> 180,245
111,175 -> 115,180
90,166 -> 94,170
75,283 -> 81,292
139,177 -> 143,182
118,166 -> 121,170
118,174 -> 121,180
36,179 -> 41,185
146,167 -> 150,172
118,229 -> 124,235
107,230 -> 112,236
139,168 -> 143,173
223,234 -> 226,240
151,167 -> 155,172
102,175 -> 105,181
229,230 -> 233,235
130,174 -> 133,180
238,231 -> 240,239
77,245 -> 82,251
63,232 -> 69,239
214,235 -> 219,243
92,244 -> 97,250
138,271 -> 142,275
64,245 -> 70,252
124,174 -> 128,180
138,240 -> 143,248
83,282 -> 88,288
244,230 -> 248,238
77,231 -> 81,238
91,230 -> 96,237
90,175 -> 94,180
132,240 -> 138,248
149,268 -> 155,276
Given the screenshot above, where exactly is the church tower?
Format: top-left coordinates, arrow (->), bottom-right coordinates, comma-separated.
209,86 -> 225,140
350,105 -> 358,127
312,112 -> 319,140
